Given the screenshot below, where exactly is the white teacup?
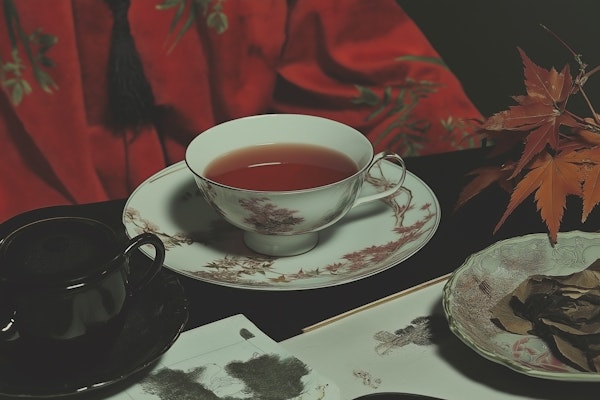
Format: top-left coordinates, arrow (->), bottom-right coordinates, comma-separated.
185,114 -> 406,256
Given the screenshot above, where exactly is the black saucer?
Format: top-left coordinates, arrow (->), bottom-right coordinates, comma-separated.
353,393 -> 443,400
0,271 -> 189,398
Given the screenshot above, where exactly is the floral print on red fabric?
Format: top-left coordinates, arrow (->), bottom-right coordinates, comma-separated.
0,0 -> 57,104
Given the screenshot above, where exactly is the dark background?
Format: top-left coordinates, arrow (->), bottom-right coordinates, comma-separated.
397,0 -> 600,117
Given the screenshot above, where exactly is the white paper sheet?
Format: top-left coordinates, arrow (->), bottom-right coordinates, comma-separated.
108,314 -> 339,400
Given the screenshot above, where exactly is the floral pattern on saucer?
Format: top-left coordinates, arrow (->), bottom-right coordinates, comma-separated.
123,160 -> 440,290
443,231 -> 600,381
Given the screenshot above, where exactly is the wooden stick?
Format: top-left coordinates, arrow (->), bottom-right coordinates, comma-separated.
302,273 -> 452,332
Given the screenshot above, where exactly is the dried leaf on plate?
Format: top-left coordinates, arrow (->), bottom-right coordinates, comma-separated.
491,259 -> 600,372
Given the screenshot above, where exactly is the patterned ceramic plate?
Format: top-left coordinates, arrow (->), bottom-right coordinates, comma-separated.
443,231 -> 600,381
123,160 -> 440,290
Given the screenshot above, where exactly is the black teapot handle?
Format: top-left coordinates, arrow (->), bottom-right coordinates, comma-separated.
0,292 -> 19,343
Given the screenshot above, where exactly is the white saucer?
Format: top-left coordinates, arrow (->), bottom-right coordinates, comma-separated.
123,160 -> 440,291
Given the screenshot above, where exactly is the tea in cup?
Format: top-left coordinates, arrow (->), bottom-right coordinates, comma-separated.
185,114 -> 406,256
0,216 -> 165,372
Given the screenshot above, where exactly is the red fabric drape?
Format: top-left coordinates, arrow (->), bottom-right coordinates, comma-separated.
0,0 -> 481,222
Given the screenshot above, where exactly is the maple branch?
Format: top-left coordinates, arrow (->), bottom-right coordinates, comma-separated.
541,24 -> 586,67
564,110 -> 588,123
541,24 -> 577,55
562,110 -> 600,135
576,86 -> 600,126
584,64 -> 600,81
541,24 -> 591,98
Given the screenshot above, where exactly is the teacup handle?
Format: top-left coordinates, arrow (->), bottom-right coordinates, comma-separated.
123,232 -> 165,294
0,299 -> 18,342
352,151 -> 407,208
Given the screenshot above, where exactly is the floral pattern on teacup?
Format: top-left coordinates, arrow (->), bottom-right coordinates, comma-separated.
239,197 -> 304,234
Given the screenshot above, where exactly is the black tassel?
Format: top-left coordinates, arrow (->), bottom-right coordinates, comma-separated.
104,0 -> 156,131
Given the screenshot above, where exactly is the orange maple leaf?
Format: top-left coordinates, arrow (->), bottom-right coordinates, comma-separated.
494,151 -> 583,243
574,116 -> 600,146
570,146 -> 600,221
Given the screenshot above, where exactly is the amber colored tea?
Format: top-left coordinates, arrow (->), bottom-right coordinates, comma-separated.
204,143 -> 358,191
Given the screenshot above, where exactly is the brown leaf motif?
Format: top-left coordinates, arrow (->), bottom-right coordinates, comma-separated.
374,315 -> 448,356
124,208 -> 195,249
239,197 -> 304,234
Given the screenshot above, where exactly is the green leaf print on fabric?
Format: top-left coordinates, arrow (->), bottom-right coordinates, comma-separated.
353,78 -> 442,156
157,0 -> 229,53
1,0 -> 57,105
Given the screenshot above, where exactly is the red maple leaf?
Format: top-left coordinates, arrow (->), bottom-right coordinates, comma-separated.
455,163 -> 515,210
481,48 -> 579,178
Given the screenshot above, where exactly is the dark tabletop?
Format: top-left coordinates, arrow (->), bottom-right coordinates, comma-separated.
3,147 -> 599,343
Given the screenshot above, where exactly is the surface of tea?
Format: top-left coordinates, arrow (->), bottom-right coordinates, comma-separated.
204,143 -> 358,191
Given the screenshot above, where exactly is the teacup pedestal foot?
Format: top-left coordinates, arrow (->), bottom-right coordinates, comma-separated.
243,231 -> 318,257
